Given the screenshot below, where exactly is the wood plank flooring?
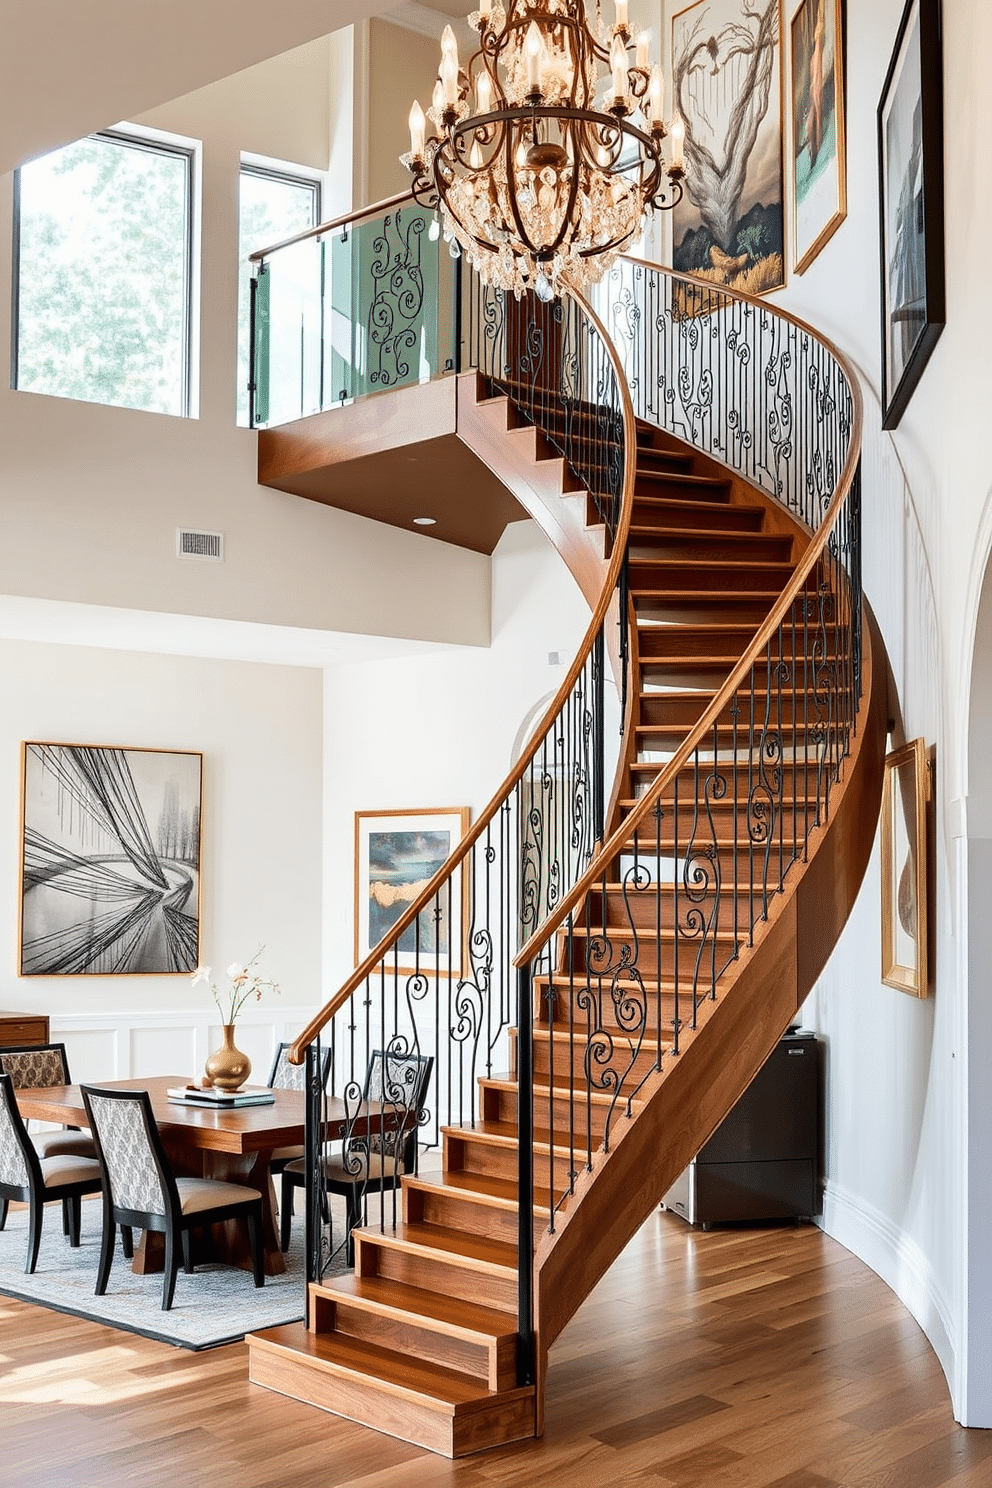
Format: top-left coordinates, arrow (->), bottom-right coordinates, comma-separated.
2,1211 -> 986,1487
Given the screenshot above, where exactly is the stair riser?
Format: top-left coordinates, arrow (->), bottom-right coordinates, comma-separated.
631,501 -> 764,532
629,536 -> 793,565
638,693 -> 821,729
634,474 -> 731,502
445,1132 -> 559,1190
311,1291 -> 510,1391
513,1030 -> 665,1086
633,595 -> 777,625
356,1234 -> 518,1314
407,1185 -> 545,1248
636,626 -> 849,662
558,940 -> 739,984
630,561 -> 799,594
483,1082 -> 612,1141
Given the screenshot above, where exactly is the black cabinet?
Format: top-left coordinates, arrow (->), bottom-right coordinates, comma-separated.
663,1030 -> 819,1227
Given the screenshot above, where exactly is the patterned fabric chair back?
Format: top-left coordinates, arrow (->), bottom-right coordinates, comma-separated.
0,1074 -> 32,1188
0,1044 -> 69,1090
267,1041 -> 331,1092
84,1090 -> 166,1216
362,1050 -> 433,1159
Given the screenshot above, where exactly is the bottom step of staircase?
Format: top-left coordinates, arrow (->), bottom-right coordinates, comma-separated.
248,1322 -> 536,1458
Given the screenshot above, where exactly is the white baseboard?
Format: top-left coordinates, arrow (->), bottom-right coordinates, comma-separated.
820,1179 -> 957,1407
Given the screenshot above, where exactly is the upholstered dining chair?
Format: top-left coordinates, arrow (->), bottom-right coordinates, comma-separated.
266,1040 -> 332,1179
81,1084 -> 265,1311
0,1043 -> 97,1159
0,1073 -> 103,1273
280,1049 -> 434,1262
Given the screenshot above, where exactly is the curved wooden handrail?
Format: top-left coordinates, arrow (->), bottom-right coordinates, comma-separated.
287,283 -> 638,1065
514,258 -> 864,969
248,189 -> 417,265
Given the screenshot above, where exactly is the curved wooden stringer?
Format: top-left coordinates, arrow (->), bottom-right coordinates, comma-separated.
248,255 -> 886,1459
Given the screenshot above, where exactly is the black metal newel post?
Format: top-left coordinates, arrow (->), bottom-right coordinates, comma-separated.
516,962 -> 535,1388
248,271 -> 258,430
304,1039 -> 322,1329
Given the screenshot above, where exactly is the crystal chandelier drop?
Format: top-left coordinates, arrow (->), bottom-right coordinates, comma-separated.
401,0 -> 685,300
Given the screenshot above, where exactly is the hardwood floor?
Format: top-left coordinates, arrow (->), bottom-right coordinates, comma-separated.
2,1210 -> 987,1487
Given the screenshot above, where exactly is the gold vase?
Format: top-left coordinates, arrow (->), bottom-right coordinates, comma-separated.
205,1024 -> 252,1091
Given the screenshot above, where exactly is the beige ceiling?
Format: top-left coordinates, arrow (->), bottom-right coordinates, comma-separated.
0,0 -> 401,177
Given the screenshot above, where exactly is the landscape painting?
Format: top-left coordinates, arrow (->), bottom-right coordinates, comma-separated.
355,807 -> 469,975
791,0 -> 846,273
20,743 -> 202,975
672,0 -> 785,294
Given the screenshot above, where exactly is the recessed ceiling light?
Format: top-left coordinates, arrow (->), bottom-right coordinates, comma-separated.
413,516 -> 437,527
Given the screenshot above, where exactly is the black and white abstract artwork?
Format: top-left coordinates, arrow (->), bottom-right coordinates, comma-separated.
20,743 -> 202,976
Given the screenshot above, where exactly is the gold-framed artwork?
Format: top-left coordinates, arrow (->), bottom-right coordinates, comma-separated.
880,738 -> 932,997
354,807 -> 470,975
19,742 -> 203,976
790,0 -> 847,274
671,0 -> 785,295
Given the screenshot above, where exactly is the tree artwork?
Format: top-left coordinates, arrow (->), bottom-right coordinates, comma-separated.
672,0 -> 785,295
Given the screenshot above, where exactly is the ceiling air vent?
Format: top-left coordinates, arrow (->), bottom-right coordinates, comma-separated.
177,528 -> 224,561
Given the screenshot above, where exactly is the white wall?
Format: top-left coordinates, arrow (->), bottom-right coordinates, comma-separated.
0,637 -> 324,1082
0,38 -> 491,651
657,0 -> 992,1424
321,519 -> 590,992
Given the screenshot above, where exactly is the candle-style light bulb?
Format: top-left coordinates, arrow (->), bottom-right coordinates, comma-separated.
648,64 -> 664,125
526,20 -> 544,93
610,34 -> 628,102
615,0 -> 628,29
432,79 -> 444,114
469,138 -> 484,169
476,69 -> 493,113
441,23 -> 458,60
670,112 -> 685,171
408,100 -> 426,158
636,30 -> 650,70
441,50 -> 459,109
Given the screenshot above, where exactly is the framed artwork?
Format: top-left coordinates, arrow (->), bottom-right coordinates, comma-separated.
877,0 -> 945,430
790,0 -> 846,273
880,738 -> 932,997
354,807 -> 469,975
672,0 -> 785,295
20,743 -> 202,976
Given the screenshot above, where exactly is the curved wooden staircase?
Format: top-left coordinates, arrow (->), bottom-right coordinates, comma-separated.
247,265 -> 885,1458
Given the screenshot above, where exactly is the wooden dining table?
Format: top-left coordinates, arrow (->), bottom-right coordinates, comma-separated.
16,1074 -> 357,1278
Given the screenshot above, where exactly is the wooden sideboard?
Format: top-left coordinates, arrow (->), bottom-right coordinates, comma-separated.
0,1010 -> 50,1048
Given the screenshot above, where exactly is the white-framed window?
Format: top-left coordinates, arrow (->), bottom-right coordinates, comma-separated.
13,128 -> 196,417
237,160 -> 321,427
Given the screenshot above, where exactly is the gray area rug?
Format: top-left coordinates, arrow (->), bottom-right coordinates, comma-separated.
0,1198 -> 350,1350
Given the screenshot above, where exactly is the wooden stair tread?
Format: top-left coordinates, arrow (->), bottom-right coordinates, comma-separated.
361,1219 -> 518,1271
314,1273 -> 518,1341
250,1321 -> 506,1409
480,1073 -> 636,1110
444,1119 -> 571,1155
405,1168 -> 554,1215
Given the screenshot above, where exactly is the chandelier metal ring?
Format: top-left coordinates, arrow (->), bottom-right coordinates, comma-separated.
401,0 -> 686,300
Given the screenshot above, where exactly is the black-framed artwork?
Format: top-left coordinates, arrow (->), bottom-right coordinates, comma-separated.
877,0 -> 945,430
19,743 -> 202,976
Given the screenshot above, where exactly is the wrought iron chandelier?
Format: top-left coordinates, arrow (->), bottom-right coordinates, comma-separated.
401,0 -> 685,300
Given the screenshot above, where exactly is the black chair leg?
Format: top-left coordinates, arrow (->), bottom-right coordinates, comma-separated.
280,1172 -> 294,1252
0,1197 -> 8,1231
246,1205 -> 264,1289
120,1225 -> 134,1259
181,1229 -> 194,1274
25,1197 -> 44,1275
162,1229 -> 179,1311
95,1204 -> 116,1296
65,1193 -> 82,1247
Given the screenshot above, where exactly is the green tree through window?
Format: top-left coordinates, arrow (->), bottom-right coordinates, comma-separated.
15,132 -> 193,416
237,166 -> 320,427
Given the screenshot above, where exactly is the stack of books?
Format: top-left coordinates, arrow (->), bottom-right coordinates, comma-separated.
167,1084 -> 275,1108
